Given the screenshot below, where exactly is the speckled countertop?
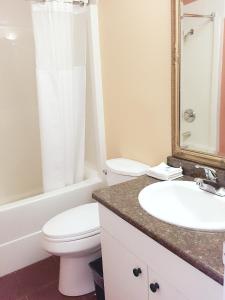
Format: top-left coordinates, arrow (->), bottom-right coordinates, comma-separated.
93,175 -> 225,285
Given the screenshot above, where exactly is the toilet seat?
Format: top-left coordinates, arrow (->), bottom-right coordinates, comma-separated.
43,229 -> 100,243
42,203 -> 100,243
43,231 -> 101,257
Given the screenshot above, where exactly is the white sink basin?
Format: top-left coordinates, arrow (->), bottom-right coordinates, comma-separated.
138,181 -> 225,231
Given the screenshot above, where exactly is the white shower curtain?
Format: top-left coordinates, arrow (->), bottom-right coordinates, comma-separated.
32,1 -> 87,192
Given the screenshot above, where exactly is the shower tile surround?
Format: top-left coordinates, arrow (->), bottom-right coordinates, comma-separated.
0,256 -> 96,300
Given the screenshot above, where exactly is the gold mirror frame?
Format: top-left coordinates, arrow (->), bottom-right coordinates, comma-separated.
171,0 -> 225,169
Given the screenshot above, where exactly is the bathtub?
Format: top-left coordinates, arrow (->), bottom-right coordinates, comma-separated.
0,167 -> 105,277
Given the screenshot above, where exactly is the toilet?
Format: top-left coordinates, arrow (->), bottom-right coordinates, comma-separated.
42,158 -> 150,296
42,203 -> 101,296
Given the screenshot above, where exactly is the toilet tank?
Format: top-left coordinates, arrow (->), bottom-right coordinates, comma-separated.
105,158 -> 150,186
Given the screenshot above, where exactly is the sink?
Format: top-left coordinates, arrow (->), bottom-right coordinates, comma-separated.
138,181 -> 225,231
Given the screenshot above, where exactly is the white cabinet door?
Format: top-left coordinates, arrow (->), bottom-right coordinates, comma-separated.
101,229 -> 148,300
148,268 -> 188,300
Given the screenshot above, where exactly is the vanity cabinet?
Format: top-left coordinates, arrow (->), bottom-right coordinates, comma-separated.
101,230 -> 148,300
102,229 -> 187,300
99,204 -> 223,300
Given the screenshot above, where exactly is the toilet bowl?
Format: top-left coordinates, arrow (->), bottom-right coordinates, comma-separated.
42,203 -> 101,297
42,158 -> 150,296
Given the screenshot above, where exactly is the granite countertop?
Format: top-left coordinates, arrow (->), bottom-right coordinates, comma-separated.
93,175 -> 225,285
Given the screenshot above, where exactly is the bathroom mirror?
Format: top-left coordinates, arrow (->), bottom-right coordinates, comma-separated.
172,0 -> 225,168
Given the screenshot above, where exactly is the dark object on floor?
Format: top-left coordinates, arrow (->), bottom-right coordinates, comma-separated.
89,257 -> 105,300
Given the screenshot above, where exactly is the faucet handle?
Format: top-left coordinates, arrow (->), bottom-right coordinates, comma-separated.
194,177 -> 203,186
195,164 -> 217,181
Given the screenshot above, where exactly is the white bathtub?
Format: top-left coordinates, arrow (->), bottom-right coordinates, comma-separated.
0,168 -> 104,277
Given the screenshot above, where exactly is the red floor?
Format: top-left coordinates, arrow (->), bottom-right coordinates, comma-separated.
0,256 -> 97,300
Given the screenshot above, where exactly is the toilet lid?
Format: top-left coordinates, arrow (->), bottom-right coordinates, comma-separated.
106,158 -> 150,176
42,203 -> 100,241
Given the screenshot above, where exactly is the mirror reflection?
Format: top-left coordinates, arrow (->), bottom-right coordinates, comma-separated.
180,0 -> 225,156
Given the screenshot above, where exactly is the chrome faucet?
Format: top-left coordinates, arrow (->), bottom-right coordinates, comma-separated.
195,164 -> 217,181
195,165 -> 225,197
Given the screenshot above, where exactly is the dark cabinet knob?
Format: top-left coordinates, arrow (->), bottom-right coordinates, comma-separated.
133,268 -> 142,277
150,282 -> 160,293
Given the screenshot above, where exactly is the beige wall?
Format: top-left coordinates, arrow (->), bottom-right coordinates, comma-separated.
98,0 -> 172,166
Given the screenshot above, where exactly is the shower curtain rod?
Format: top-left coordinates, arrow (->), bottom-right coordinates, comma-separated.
181,12 -> 215,20
27,0 -> 89,5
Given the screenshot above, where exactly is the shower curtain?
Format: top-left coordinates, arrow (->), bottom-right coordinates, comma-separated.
32,1 -> 87,192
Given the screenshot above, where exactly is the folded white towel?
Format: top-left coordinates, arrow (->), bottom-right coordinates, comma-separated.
146,162 -> 183,181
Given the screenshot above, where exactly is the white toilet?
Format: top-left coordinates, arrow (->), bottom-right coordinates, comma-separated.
42,158 -> 150,296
